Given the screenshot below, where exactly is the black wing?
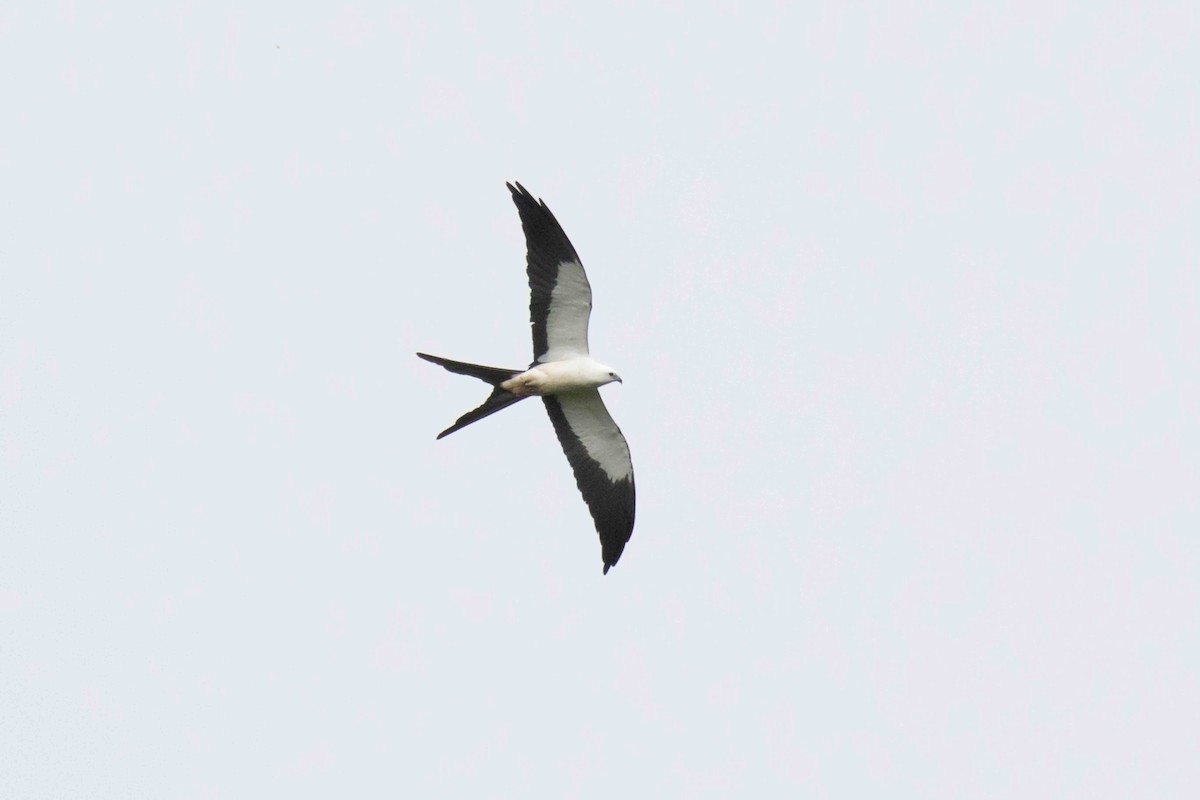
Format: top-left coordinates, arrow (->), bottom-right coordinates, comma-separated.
507,182 -> 593,363
543,391 -> 635,573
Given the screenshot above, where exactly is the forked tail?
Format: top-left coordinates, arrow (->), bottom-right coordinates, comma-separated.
416,353 -> 527,439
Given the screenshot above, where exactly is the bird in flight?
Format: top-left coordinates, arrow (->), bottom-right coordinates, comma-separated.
418,182 -> 635,574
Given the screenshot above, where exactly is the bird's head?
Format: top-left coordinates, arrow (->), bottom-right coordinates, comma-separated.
591,361 -> 623,386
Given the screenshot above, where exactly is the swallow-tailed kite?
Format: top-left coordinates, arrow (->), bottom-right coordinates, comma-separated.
418,182 -> 635,574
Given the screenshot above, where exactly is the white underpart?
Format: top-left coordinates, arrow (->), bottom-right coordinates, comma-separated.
502,357 -> 617,397
540,260 -> 592,362
558,390 -> 634,482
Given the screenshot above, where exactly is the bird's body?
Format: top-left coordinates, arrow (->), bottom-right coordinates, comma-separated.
418,182 -> 636,574
500,357 -> 621,397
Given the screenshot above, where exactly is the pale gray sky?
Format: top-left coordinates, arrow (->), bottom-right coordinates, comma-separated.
3,2 -> 1197,797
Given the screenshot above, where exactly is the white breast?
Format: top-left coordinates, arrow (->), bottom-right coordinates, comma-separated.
506,357 -> 608,396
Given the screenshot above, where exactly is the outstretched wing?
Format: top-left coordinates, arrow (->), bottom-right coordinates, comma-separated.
543,391 -> 635,573
507,182 -> 592,363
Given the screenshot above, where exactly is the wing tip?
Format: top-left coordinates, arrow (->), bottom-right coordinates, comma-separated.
602,534 -> 631,575
507,181 -> 555,214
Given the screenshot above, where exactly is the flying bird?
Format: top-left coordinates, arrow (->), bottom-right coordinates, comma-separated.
418,182 -> 635,574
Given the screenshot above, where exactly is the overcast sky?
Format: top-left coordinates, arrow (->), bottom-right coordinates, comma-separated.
3,2 -> 1197,797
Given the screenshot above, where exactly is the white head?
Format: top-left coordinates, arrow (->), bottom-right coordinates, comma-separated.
588,360 -> 623,387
